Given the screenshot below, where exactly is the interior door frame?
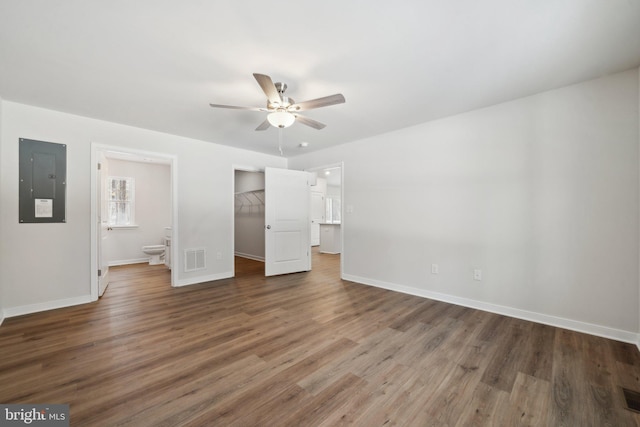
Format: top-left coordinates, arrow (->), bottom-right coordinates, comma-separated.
90,143 -> 178,300
305,162 -> 345,280
96,149 -> 109,296
232,165 -> 313,277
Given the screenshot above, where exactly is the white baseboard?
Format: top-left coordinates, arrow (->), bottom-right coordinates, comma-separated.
108,258 -> 149,266
234,252 -> 265,262
0,310 -> 4,326
4,295 -> 93,318
343,273 -> 640,346
174,271 -> 234,287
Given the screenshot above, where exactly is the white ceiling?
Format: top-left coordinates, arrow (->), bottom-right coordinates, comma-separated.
1,1 -> 639,157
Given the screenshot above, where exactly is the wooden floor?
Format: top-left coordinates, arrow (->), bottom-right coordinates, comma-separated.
2,250 -> 640,426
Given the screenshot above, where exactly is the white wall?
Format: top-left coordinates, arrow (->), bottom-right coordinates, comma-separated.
327,185 -> 340,199
234,170 -> 265,261
0,95 -> 4,325
105,158 -> 171,265
235,169 -> 265,194
0,101 -> 286,316
290,68 -> 640,342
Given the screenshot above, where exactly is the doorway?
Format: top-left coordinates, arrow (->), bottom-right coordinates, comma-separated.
234,169 -> 266,272
232,166 -> 312,277
90,144 -> 178,300
307,163 -> 344,279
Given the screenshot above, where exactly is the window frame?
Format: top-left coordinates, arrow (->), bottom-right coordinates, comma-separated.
107,176 -> 136,227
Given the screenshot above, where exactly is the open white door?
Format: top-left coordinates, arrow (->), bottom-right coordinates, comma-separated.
265,167 -> 311,276
97,152 -> 110,296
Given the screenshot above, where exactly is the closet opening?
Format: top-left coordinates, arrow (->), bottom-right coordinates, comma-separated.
233,169 -> 265,276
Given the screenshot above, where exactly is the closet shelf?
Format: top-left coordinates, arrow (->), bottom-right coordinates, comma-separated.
235,189 -> 264,213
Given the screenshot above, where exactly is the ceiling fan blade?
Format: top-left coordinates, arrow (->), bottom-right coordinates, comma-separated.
288,94 -> 345,112
209,103 -> 266,112
253,73 -> 282,105
255,119 -> 270,131
294,114 -> 326,130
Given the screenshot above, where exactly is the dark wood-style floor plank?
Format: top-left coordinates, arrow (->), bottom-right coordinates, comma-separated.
1,249 -> 640,426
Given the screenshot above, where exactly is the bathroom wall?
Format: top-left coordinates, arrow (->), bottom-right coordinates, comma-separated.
105,158 -> 171,265
234,170 -> 265,261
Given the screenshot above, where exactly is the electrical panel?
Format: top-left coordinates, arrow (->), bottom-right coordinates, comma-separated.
19,138 -> 67,223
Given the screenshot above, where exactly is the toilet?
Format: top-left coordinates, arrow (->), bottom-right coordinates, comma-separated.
142,244 -> 165,265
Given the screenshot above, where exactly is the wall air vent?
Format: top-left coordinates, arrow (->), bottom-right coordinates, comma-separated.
622,387 -> 640,413
184,248 -> 206,272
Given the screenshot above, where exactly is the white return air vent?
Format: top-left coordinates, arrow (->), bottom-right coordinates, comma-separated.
184,248 -> 206,272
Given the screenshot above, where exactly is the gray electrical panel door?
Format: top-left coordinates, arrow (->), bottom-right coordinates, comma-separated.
19,138 -> 67,223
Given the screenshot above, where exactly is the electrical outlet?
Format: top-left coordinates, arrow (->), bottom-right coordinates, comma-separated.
473,269 -> 482,281
431,264 -> 439,274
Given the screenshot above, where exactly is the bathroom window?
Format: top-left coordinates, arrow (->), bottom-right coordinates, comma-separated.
107,176 -> 135,226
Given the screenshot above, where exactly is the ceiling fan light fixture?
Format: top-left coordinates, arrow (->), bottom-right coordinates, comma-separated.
268,111 -> 295,128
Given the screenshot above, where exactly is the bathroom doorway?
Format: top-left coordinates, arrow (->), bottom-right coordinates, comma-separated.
91,144 -> 177,300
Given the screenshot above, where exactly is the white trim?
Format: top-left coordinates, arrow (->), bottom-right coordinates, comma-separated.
174,271 -> 234,287
169,159 -> 178,289
343,273 -> 640,345
0,311 -> 4,326
234,252 -> 265,262
637,67 -> 640,353
91,146 -> 99,301
108,258 -> 150,266
232,165 -> 264,173
4,295 -> 93,318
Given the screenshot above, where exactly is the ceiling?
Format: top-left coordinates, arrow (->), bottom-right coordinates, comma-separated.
1,1 -> 639,157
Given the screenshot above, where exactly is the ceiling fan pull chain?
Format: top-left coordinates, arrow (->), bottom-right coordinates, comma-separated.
278,128 -> 284,156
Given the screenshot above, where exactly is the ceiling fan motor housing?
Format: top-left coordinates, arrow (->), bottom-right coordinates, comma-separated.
274,82 -> 287,94
270,82 -> 295,110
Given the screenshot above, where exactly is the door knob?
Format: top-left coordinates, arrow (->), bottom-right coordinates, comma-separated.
266,225 -> 271,229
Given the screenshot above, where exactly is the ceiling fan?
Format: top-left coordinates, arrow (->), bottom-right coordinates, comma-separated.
209,73 -> 345,131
